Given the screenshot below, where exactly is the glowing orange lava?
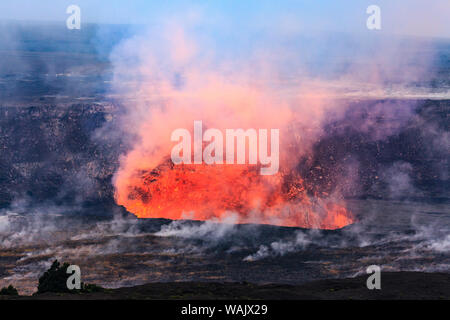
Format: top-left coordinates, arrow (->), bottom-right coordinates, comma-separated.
115,159 -> 354,229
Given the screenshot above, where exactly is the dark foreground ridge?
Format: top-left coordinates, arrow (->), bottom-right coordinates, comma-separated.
2,272 -> 449,300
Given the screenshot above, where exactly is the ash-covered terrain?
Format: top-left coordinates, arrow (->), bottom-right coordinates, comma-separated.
0,23 -> 449,296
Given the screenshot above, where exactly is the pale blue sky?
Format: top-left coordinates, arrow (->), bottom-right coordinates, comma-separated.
0,0 -> 448,38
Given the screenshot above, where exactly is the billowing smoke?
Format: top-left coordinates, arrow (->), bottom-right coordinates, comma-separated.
108,13 -> 442,229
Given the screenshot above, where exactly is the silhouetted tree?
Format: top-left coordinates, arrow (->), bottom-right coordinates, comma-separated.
36,259 -> 104,294
0,285 -> 19,296
37,260 -> 71,294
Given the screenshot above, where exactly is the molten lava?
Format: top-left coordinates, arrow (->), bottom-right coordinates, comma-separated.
115,159 -> 354,229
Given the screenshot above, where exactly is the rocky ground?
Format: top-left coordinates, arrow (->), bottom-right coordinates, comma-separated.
1,272 -> 448,300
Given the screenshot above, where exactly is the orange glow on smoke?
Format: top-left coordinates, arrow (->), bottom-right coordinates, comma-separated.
115,159 -> 354,230
112,29 -> 355,230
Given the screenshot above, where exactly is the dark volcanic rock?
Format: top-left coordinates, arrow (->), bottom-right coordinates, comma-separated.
0,100 -> 448,212
5,272 -> 449,300
0,104 -> 125,211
